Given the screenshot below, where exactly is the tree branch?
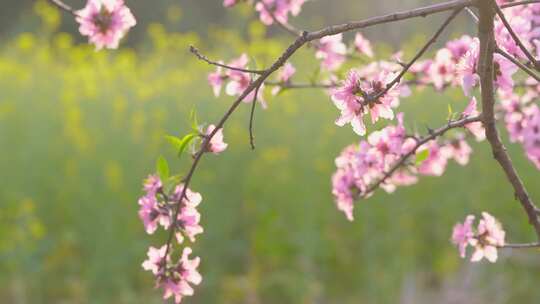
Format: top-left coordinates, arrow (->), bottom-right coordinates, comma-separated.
48,0 -> 76,16
249,84 -> 261,150
495,47 -> 540,82
502,242 -> 540,249
189,46 -> 266,75
490,0 -> 540,71
305,0 -> 475,41
362,115 -> 483,197
477,2 -> 540,240
500,0 -> 540,9
264,81 -> 335,89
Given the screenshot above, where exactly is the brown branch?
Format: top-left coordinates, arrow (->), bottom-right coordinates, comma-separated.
48,0 -> 76,16
501,242 -> 540,249
500,0 -> 540,9
477,2 -> 540,240
305,0 -> 475,41
264,81 -> 335,89
490,0 -> 540,71
362,115 -> 483,197
189,46 -> 266,75
371,8 -> 462,102
495,47 -> 540,82
249,84 -> 261,150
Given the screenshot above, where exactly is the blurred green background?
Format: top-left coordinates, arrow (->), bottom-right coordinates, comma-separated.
1,1 -> 539,303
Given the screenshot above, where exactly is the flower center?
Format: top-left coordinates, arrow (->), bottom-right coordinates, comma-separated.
93,7 -> 114,33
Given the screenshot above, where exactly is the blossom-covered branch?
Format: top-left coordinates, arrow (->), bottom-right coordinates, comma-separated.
477,1 -> 540,240
44,0 -> 540,302
362,115 -> 482,198
491,0 -> 540,70
495,47 -> 540,81
135,0 -> 540,301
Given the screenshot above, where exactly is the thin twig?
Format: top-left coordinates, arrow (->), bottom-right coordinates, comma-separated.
249,84 -> 261,150
500,0 -> 540,9
371,8 -> 462,102
465,7 -> 479,23
189,46 -> 266,75
490,0 -> 540,71
48,0 -> 76,15
477,2 -> 540,240
362,115 -> 483,197
495,47 -> 540,82
501,242 -> 540,249
264,81 -> 335,89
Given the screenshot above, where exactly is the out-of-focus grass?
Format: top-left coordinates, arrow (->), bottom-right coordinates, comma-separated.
0,2 -> 539,304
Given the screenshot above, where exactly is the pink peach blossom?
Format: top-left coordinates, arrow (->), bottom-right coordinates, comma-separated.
76,0 -> 136,50
451,215 -> 475,258
354,33 -> 374,58
470,212 -> 505,263
316,34 -> 347,71
205,124 -> 228,154
462,97 -> 485,141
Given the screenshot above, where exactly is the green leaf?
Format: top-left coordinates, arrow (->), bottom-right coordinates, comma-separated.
415,149 -> 430,166
156,155 -> 169,180
165,133 -> 198,158
190,108 -> 199,132
177,133 -> 197,158
447,103 -> 453,121
165,135 -> 183,150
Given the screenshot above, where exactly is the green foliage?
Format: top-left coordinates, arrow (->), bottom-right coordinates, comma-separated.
415,149 -> 430,166
166,133 -> 198,158
156,155 -> 170,180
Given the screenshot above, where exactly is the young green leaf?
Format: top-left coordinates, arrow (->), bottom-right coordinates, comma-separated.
447,103 -> 454,121
415,149 -> 430,166
190,108 -> 199,132
156,155 -> 170,180
177,133 -> 197,158
165,135 -> 183,150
